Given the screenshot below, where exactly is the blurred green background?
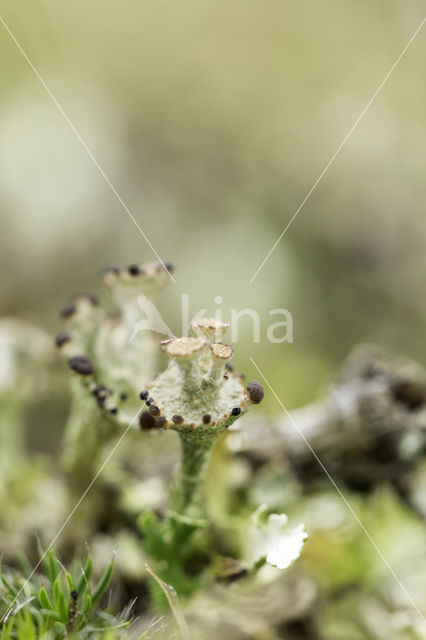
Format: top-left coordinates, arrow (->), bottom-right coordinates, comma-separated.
1,0 -> 425,410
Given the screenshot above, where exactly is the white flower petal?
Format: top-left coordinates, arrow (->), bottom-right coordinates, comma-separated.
266,522 -> 308,570
248,505 -> 307,570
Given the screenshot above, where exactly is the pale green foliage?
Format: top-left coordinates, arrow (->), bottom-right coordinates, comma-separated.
0,549 -> 137,640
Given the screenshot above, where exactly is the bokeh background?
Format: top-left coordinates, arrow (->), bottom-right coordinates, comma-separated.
1,3 -> 426,637
1,1 -> 425,411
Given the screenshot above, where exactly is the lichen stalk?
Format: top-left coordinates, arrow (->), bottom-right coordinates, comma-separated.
172,429 -> 220,516
204,343 -> 234,391
177,359 -> 202,396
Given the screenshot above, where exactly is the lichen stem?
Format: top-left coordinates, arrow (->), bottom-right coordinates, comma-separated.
171,430 -> 220,516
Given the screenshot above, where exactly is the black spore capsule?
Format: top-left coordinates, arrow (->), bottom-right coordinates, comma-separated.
149,405 -> 161,417
139,411 -> 156,430
60,303 -> 77,319
246,380 -> 264,404
68,355 -> 94,376
139,390 -> 149,400
231,407 -> 241,416
202,414 -> 211,424
155,417 -> 167,428
55,332 -> 71,348
128,264 -> 140,276
172,415 -> 184,424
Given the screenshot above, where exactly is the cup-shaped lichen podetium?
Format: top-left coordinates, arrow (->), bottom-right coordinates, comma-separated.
56,260 -> 173,489
138,323 -> 264,517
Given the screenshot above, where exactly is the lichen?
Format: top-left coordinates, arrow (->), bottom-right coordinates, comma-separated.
56,263 -> 266,593
56,261 -> 172,488
138,322 -> 264,516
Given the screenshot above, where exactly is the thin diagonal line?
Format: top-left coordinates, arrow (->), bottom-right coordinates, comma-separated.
0,15 -> 176,284
0,364 -> 172,623
249,16 -> 426,284
0,411 -> 139,623
249,356 -> 425,622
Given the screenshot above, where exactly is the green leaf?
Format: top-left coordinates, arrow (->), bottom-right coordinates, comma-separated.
16,609 -> 36,640
38,586 -> 53,611
16,551 -> 33,582
54,621 -> 66,634
0,617 -> 13,640
53,576 -> 61,609
47,550 -> 59,585
40,608 -> 61,621
91,557 -> 114,605
77,614 -> 87,631
30,607 -> 46,635
58,591 -> 68,623
77,554 -> 93,597
65,571 -> 75,593
1,575 -> 18,599
138,511 -> 168,560
83,592 -> 92,616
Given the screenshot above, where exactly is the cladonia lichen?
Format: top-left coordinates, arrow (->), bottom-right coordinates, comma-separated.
56,262 -> 266,597
56,261 -> 172,489
139,319 -> 264,515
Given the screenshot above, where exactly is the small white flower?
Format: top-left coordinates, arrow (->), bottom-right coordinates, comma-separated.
248,505 -> 308,570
